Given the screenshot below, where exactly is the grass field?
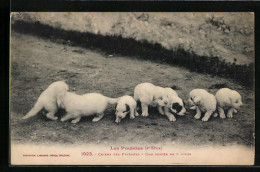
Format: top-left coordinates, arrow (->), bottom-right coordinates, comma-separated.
10,32 -> 255,147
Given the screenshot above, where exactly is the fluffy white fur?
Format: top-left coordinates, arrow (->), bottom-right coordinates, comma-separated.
157,88 -> 186,122
188,89 -> 217,121
134,83 -> 169,117
115,95 -> 139,123
57,92 -> 119,123
22,81 -> 69,120
215,88 -> 243,119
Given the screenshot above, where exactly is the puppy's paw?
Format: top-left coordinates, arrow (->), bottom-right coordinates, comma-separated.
47,114 -> 58,120
220,113 -> 226,119
130,115 -> 135,119
190,106 -> 196,110
135,111 -> 139,117
227,113 -> 233,118
233,109 -> 238,113
48,116 -> 58,120
159,111 -> 164,115
141,112 -> 149,117
213,112 -> 218,117
92,117 -> 101,122
115,117 -> 121,123
158,108 -> 164,115
60,118 -> 66,122
202,116 -> 209,122
168,115 -> 176,122
194,114 -> 201,119
71,119 -> 80,124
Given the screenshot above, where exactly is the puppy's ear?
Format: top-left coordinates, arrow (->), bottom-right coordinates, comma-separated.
126,104 -> 130,112
172,103 -> 182,113
115,116 -> 121,123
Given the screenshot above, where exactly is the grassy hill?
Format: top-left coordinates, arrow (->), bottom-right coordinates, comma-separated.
11,12 -> 254,87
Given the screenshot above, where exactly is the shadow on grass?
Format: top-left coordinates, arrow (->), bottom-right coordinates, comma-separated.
11,20 -> 254,88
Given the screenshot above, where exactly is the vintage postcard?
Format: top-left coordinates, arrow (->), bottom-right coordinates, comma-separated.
10,12 -> 255,165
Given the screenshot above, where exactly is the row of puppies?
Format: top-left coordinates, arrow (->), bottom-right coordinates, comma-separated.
21,81 -> 184,123
22,81 -> 243,124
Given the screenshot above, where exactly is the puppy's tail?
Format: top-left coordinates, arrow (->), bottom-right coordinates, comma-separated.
106,97 -> 120,105
22,101 -> 43,119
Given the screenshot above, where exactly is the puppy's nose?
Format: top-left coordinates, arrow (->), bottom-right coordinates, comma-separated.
164,101 -> 168,105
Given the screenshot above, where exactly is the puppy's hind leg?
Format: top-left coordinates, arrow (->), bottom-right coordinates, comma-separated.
61,113 -> 74,122
92,113 -> 104,122
71,117 -> 81,124
46,112 -> 58,120
45,104 -> 58,120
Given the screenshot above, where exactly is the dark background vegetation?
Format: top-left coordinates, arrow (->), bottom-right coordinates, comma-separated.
12,20 -> 254,88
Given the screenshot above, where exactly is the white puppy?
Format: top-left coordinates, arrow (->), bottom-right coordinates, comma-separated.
215,88 -> 243,118
134,83 -> 169,117
57,92 -> 119,123
188,89 -> 217,121
156,87 -> 186,122
115,95 -> 139,123
22,81 -> 69,120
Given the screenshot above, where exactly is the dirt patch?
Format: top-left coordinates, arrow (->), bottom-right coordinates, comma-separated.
10,32 -> 255,147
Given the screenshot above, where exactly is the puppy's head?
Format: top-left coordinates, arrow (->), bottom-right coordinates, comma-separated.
188,89 -> 209,107
59,81 -> 69,91
115,103 -> 130,123
50,81 -> 69,94
232,99 -> 243,109
232,91 -> 243,109
170,101 -> 186,116
152,96 -> 169,107
188,95 -> 201,107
